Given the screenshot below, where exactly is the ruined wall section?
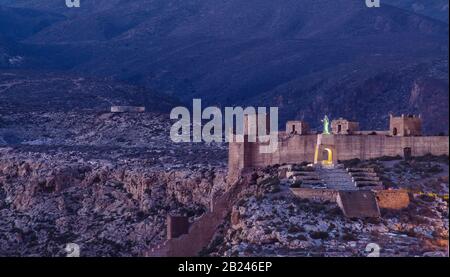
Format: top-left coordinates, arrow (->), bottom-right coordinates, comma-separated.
146,175 -> 249,256
291,188 -> 338,202
376,190 -> 410,210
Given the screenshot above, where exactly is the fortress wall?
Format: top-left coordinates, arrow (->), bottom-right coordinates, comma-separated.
229,135 -> 317,179
229,134 -> 449,178
147,176 -> 247,256
361,136 -> 403,159
228,142 -> 244,168
403,136 -> 449,156
244,141 -> 280,167
228,141 -> 245,182
278,135 -> 317,164
334,135 -> 395,161
241,135 -> 317,168
334,135 -> 449,161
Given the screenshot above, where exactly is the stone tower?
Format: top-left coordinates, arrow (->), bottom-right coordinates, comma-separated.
331,118 -> 359,135
286,121 -> 309,135
389,114 -> 422,136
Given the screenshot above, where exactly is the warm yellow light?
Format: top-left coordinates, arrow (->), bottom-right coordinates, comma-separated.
314,146 -> 333,165
322,148 -> 333,165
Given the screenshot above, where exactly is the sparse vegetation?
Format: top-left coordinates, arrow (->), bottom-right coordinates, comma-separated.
309,231 -> 329,240
341,232 -> 357,241
288,225 -> 305,234
290,180 -> 302,188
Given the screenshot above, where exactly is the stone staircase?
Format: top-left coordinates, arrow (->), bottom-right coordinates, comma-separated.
285,163 -> 384,218
346,168 -> 384,190
284,164 -> 384,191
315,164 -> 358,191
285,165 -> 324,188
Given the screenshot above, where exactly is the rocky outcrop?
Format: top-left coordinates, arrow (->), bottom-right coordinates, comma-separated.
0,148 -> 227,256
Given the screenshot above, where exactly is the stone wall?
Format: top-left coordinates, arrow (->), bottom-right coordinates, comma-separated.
146,176 -> 248,256
331,119 -> 359,135
375,190 -> 410,210
228,133 -> 449,177
390,115 -> 422,136
228,141 -> 246,183
333,135 -> 449,161
291,188 -> 338,202
336,190 -> 381,218
290,188 -> 411,211
286,121 -> 310,135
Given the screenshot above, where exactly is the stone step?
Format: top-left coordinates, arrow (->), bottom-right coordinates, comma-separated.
355,181 -> 383,187
321,175 -> 354,180
350,172 -> 378,177
293,176 -> 322,181
352,176 -> 380,182
287,171 -> 317,178
301,180 -> 325,185
316,167 -> 358,190
322,173 -> 351,176
347,167 -> 375,173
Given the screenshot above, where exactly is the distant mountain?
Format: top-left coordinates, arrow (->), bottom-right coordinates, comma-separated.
0,0 -> 122,15
0,5 -> 64,67
388,0 -> 449,22
0,0 -> 448,133
0,5 -> 64,40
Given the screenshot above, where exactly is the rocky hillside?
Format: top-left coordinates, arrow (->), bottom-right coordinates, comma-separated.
0,71 -> 178,113
0,147 -> 227,256
0,109 -> 227,168
0,71 -> 229,256
0,109 -> 228,256
205,157 -> 449,257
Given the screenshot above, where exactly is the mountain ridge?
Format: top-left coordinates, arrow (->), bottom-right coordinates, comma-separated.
0,0 -> 448,133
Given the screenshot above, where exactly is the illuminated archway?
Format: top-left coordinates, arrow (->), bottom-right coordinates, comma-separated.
322,148 -> 333,165
314,145 -> 334,165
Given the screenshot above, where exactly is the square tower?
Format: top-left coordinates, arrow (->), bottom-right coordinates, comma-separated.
243,113 -> 271,136
331,118 -> 359,135
286,121 -> 309,135
389,114 -> 422,136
